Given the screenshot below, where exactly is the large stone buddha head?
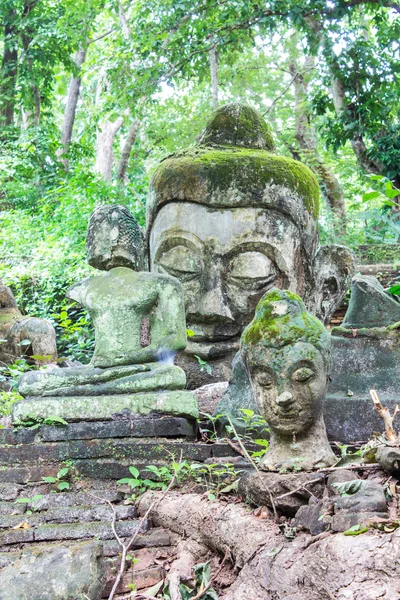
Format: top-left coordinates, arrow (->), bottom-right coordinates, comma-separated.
147,103 -> 354,387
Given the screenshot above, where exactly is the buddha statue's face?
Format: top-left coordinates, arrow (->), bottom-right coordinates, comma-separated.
150,203 -> 312,363
246,342 -> 327,436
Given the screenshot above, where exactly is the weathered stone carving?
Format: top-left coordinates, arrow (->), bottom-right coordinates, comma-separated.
14,205 -> 198,423
326,274 -> 400,441
0,283 -> 57,366
240,289 -> 335,471
147,103 -> 355,387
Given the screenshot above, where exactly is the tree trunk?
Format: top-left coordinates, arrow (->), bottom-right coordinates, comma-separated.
209,46 -> 219,110
138,491 -> 400,600
290,56 -> 346,231
57,46 -> 88,166
95,117 -> 124,181
0,9 -> 19,128
116,119 -> 140,181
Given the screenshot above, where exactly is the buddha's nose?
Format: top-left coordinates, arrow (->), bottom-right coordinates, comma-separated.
276,391 -> 294,408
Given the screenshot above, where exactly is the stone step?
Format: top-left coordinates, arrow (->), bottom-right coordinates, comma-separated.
0,518 -> 150,547
27,490 -> 123,510
0,503 -> 137,529
0,501 -> 27,516
0,528 -> 173,567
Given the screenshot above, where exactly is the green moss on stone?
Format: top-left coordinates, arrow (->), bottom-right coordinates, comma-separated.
198,103 -> 275,151
151,147 -> 320,219
242,289 -> 329,354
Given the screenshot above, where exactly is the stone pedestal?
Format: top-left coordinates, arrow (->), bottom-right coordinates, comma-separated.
326,327 -> 400,441
12,390 -> 198,424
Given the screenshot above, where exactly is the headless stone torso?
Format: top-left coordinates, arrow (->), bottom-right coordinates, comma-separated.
69,267 -> 168,368
19,267 -> 188,397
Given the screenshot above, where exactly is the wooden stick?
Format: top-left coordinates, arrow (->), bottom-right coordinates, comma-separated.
370,389 -> 399,443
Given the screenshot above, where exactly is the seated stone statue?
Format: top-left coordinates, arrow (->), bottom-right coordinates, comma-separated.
240,288 -> 335,471
14,205 -> 197,422
0,283 -> 57,366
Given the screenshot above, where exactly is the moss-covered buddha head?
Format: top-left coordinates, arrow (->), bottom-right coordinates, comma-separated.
241,288 -> 335,470
147,103 -> 354,388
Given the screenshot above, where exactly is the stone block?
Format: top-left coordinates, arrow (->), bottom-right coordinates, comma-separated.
0,541 -> 105,600
0,484 -> 21,501
102,529 -> 172,556
29,490 -> 123,511
38,417 -> 197,442
12,390 -> 199,423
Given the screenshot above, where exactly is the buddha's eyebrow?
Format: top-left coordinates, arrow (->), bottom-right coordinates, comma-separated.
222,241 -> 278,260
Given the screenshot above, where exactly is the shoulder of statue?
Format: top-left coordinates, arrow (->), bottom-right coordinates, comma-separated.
66,276 -> 95,303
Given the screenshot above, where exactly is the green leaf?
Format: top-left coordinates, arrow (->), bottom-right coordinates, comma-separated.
362,191 -> 381,202
332,480 -> 366,496
15,498 -> 31,504
186,329 -> 195,337
388,284 -> 400,296
344,524 -> 370,536
57,467 -> 69,479
57,481 -> 70,491
42,476 -> 57,483
129,466 -> 140,478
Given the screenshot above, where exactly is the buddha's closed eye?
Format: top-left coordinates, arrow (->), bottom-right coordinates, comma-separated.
292,367 -> 314,382
228,252 -> 276,291
158,245 -> 202,282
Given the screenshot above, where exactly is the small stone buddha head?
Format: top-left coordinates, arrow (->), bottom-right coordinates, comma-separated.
87,204 -> 145,271
241,288 -> 334,470
147,103 -> 354,387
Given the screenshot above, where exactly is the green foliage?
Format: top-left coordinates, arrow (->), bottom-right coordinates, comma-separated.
0,390 -> 22,417
332,480 -> 366,497
42,466 -> 71,491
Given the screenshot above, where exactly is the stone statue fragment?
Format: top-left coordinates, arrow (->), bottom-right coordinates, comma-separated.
147,103 -> 355,387
14,205 -> 197,423
240,288 -> 336,471
0,283 -> 57,367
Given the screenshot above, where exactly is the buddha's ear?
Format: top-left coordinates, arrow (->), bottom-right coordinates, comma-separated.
312,245 -> 356,325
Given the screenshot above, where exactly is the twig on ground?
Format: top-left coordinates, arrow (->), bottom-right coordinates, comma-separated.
274,477 -> 325,500
226,416 -> 278,522
190,546 -> 231,600
302,530 -> 332,550
225,437 -> 247,459
370,389 -> 399,442
316,463 -> 381,473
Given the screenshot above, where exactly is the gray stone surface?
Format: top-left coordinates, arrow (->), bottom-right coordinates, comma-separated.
294,498 -> 331,535
13,390 -> 199,423
239,470 -> 325,516
0,541 -> 105,600
148,103 -> 355,387
0,283 -> 57,367
376,446 -> 400,471
240,289 -> 335,471
343,274 -> 400,328
194,382 -> 229,415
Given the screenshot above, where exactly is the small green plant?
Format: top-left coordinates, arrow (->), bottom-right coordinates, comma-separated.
15,494 -> 44,514
42,467 -> 70,491
194,354 -> 212,375
0,389 -> 22,417
163,560 -> 218,600
189,462 -> 238,499
14,415 -> 68,429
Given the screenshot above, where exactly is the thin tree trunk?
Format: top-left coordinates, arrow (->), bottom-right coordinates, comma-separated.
290,56 -> 346,231
209,46 -> 219,110
0,10 -> 19,128
57,46 -> 88,166
95,117 -> 124,181
116,120 -> 140,181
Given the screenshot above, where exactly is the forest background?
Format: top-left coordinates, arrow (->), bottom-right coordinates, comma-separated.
1,0 -> 400,363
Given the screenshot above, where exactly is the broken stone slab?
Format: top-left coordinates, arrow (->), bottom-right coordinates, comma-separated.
238,470 -> 325,516
194,382 -> 229,416
0,541 -> 105,600
330,479 -> 388,532
12,390 -> 199,423
376,445 -> 400,471
294,497 -> 331,536
343,274 -> 400,328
